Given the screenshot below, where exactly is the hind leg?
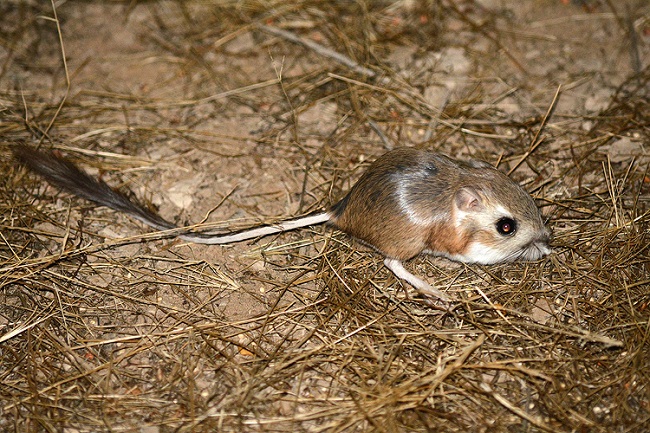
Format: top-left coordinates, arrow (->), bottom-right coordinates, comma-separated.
383,258 -> 450,302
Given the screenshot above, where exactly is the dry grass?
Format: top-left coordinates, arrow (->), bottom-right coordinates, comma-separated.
1,1 -> 649,432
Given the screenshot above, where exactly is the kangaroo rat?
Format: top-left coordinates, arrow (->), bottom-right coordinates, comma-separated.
14,146 -> 551,302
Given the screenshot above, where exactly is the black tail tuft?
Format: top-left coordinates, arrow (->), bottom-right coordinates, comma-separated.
13,145 -> 176,231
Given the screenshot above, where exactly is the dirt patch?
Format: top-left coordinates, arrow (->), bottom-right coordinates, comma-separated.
1,1 -> 649,432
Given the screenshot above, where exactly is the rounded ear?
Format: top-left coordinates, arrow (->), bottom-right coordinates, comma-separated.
455,187 -> 484,212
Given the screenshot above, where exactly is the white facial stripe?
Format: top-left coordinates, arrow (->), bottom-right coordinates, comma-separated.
444,240 -> 550,264
447,241 -> 510,265
495,205 -> 509,216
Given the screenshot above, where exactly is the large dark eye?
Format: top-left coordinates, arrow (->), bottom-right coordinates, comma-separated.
496,217 -> 517,236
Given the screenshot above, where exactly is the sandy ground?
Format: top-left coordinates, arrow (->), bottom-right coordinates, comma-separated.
1,1 -> 649,432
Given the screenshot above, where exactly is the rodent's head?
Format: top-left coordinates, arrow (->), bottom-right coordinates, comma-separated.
449,171 -> 551,265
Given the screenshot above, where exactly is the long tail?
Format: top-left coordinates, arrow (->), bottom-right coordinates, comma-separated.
13,145 -> 331,244
179,212 -> 330,244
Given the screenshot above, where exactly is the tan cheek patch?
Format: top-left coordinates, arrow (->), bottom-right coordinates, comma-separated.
426,223 -> 471,256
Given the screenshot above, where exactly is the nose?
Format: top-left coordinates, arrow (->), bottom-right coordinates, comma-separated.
538,241 -> 552,257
